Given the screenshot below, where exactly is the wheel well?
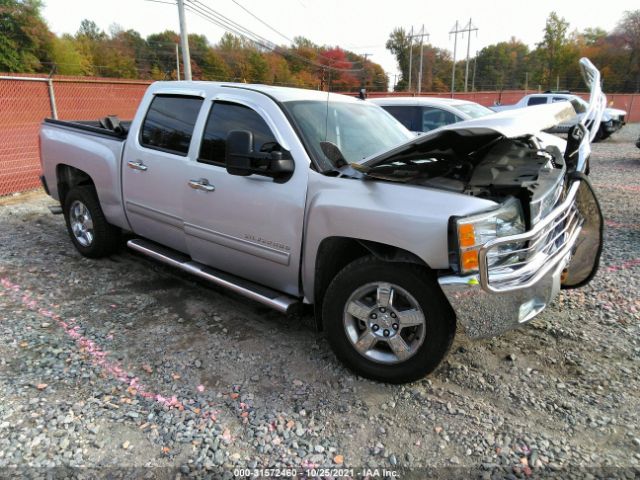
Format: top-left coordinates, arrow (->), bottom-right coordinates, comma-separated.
56,164 -> 95,206
313,237 -> 431,330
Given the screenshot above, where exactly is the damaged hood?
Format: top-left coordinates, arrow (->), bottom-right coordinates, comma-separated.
359,101 -> 575,168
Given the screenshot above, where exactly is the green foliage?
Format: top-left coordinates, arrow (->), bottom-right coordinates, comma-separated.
384,10 -> 639,93
51,35 -> 89,75
615,10 -> 640,91
2,1 -> 637,93
475,39 -> 530,89
385,28 -> 412,90
0,0 -> 53,72
0,1 -> 381,89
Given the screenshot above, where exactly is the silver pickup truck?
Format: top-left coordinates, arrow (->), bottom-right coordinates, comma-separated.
39,58 -> 605,383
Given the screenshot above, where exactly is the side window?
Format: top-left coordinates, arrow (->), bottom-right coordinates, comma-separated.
527,96 -> 548,106
199,102 -> 277,165
421,107 -> 459,132
140,95 -> 203,156
381,106 -> 420,131
552,97 -> 568,103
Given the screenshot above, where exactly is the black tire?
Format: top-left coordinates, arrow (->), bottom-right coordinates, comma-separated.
322,256 -> 455,384
63,186 -> 120,258
593,124 -> 610,143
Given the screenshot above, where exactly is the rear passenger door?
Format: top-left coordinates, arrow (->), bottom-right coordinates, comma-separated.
122,93 -> 203,253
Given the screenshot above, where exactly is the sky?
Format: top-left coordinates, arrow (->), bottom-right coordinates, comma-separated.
42,0 -> 639,84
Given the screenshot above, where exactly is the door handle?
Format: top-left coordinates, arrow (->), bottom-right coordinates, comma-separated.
188,179 -> 215,192
127,161 -> 148,171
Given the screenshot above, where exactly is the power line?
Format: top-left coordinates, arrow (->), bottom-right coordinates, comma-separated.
227,0 -> 363,67
183,0 -> 362,72
144,0 -> 364,72
230,0 -> 294,44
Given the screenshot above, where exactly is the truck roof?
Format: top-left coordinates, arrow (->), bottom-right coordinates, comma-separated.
148,81 -> 362,104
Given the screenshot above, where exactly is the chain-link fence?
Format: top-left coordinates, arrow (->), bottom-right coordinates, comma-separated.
1,74 -> 639,197
0,75 -> 151,196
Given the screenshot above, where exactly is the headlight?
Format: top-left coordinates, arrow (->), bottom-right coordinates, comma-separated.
453,197 -> 526,274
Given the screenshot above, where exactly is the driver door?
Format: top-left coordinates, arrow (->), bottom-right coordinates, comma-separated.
182,96 -> 307,296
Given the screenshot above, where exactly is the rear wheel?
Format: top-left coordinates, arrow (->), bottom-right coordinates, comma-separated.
63,186 -> 120,258
322,256 -> 455,383
593,124 -> 610,142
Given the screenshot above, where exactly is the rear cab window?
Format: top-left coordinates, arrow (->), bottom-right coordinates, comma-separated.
198,101 -> 278,165
140,95 -> 204,156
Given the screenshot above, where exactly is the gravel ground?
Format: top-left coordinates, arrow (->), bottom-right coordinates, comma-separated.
0,125 -> 639,479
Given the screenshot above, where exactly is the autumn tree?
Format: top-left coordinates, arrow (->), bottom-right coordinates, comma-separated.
615,10 -> 640,91
0,0 -> 53,72
385,27 -> 412,90
536,12 -> 578,89
50,34 -> 90,75
475,39 -> 530,89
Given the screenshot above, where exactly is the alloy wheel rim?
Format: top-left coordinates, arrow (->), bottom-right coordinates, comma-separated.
69,200 -> 94,247
343,282 -> 426,365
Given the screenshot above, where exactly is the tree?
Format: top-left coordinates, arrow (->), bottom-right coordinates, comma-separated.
114,29 -> 153,78
51,34 -> 90,75
77,19 -> 106,42
0,0 -> 53,72
616,10 -> 640,91
475,39 -> 530,89
385,27 -> 412,90
147,30 -> 180,78
319,47 -> 359,91
536,12 -> 576,88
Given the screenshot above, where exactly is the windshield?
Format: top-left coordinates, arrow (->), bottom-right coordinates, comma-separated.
455,103 -> 494,119
283,100 -> 414,171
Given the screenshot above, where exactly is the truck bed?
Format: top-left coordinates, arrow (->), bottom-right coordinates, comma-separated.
43,118 -> 131,140
40,118 -> 131,230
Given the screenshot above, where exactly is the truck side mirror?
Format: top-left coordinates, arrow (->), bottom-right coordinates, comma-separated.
226,130 -> 253,176
225,130 -> 295,180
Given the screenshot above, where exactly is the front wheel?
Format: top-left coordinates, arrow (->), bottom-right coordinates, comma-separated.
322,257 -> 455,383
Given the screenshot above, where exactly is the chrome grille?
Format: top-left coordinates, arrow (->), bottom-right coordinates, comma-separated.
478,182 -> 584,293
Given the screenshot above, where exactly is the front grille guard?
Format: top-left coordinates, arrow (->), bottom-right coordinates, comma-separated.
478,181 -> 584,293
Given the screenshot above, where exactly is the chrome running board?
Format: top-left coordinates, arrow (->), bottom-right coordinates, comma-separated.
127,238 -> 300,314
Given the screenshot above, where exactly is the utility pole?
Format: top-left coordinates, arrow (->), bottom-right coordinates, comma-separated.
361,53 -> 371,90
524,72 -> 529,94
409,25 -> 429,94
177,0 -> 192,81
471,51 -> 477,91
462,18 -> 478,92
449,20 -> 459,97
407,26 -> 413,92
175,43 -> 180,80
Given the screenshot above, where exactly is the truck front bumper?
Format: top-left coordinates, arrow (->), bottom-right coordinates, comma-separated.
438,177 -> 603,339
438,255 -> 568,338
